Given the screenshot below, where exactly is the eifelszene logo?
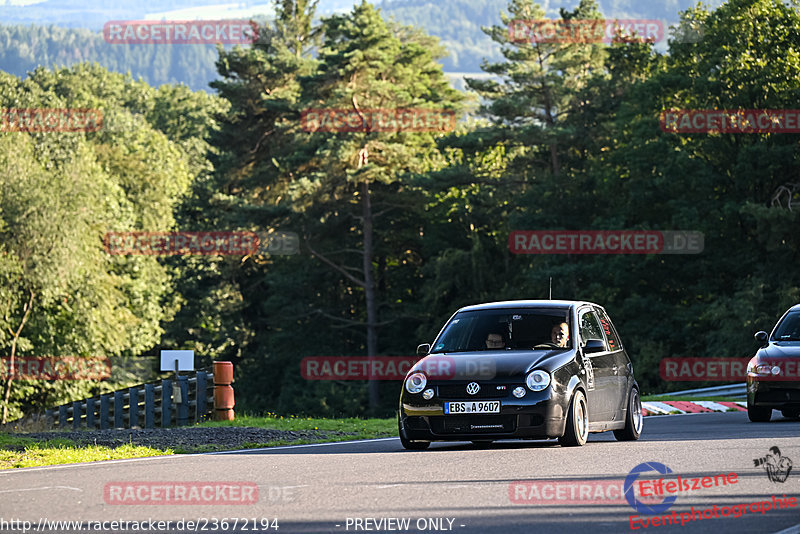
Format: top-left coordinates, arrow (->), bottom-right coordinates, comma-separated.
624,462 -> 677,515
754,446 -> 793,483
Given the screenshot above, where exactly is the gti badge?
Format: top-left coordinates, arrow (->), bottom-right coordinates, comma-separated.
466,382 -> 480,395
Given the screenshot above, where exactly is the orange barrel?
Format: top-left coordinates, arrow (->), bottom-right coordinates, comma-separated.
213,361 -> 235,421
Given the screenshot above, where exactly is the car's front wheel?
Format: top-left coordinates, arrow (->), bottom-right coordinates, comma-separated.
559,390 -> 588,447
614,386 -> 643,441
398,413 -> 430,450
747,402 -> 772,422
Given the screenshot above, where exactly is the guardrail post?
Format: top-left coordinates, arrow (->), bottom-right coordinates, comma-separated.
99,394 -> 110,429
72,401 -> 81,430
86,397 -> 96,429
177,376 -> 189,426
129,387 -> 139,428
161,379 -> 172,428
144,384 -> 155,429
195,371 -> 207,423
114,390 -> 124,428
213,361 -> 235,421
58,405 -> 68,428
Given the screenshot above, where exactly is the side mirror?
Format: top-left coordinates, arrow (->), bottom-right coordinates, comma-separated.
416,343 -> 431,356
584,339 -> 605,354
754,331 -> 769,345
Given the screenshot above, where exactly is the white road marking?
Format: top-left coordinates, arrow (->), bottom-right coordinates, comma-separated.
643,401 -> 685,414
771,523 -> 800,534
0,485 -> 82,494
693,401 -> 732,412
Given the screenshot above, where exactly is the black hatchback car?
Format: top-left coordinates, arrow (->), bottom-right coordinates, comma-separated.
747,304 -> 800,422
398,300 -> 642,448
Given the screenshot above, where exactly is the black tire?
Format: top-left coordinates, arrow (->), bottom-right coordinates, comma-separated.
747,402 -> 772,422
781,409 -> 800,420
558,390 -> 588,447
614,387 -> 643,441
398,413 -> 430,450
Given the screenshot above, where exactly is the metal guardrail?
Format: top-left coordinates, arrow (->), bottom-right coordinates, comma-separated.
43,370 -> 214,430
660,384 -> 747,399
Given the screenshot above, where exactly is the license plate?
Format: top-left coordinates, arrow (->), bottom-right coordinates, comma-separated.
444,401 -> 500,414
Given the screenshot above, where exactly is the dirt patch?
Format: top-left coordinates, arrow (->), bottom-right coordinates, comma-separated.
6,426 -> 354,452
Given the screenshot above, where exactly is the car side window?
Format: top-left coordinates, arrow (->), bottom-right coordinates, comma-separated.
596,308 -> 622,351
579,310 -> 609,351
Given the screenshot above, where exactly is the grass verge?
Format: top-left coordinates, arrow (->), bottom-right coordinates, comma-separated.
0,433 -> 170,470
0,414 -> 396,467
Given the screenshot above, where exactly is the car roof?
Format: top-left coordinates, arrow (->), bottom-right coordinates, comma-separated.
789,304 -> 800,312
455,300 -> 600,313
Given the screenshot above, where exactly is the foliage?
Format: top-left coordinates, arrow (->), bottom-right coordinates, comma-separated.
2,0 -> 800,421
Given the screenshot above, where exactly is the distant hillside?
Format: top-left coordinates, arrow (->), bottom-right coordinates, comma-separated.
0,24 -> 221,91
0,0 -> 727,91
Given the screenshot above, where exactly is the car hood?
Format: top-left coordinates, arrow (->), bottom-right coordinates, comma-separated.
758,342 -> 800,360
411,350 -> 575,380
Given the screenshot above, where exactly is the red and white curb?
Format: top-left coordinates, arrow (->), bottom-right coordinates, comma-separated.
642,400 -> 746,416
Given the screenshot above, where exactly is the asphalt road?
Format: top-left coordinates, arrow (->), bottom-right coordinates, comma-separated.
1,412 -> 799,534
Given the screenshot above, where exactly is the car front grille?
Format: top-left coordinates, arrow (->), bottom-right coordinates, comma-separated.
429,415 -> 517,434
757,388 -> 800,403
436,383 -> 517,399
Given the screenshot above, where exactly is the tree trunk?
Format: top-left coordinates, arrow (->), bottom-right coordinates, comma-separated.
1,290 -> 35,424
360,179 -> 380,414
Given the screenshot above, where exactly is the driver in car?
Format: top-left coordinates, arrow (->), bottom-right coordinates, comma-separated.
551,322 -> 569,347
485,329 -> 507,349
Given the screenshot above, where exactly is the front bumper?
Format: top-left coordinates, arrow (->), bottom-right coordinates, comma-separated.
747,377 -> 800,409
400,384 -> 569,441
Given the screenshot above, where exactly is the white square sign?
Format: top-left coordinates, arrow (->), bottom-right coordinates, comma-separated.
160,350 -> 195,372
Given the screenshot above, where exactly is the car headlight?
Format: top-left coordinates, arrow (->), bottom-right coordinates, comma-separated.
405,372 -> 427,394
526,370 -> 551,391
754,364 -> 778,376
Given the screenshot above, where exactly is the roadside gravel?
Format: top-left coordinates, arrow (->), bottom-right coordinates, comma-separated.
8,426 -> 356,452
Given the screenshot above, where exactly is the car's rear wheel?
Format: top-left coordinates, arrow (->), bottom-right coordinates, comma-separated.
781,408 -> 800,419
559,390 -> 588,447
398,413 -> 430,450
614,386 -> 643,441
747,402 -> 772,422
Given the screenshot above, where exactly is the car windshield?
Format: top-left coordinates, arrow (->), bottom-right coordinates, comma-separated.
431,308 -> 571,353
773,312 -> 800,341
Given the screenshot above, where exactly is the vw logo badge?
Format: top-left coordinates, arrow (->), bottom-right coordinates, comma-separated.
466,382 -> 480,395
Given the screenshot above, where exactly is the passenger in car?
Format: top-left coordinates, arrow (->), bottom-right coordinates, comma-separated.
551,322 -> 569,347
